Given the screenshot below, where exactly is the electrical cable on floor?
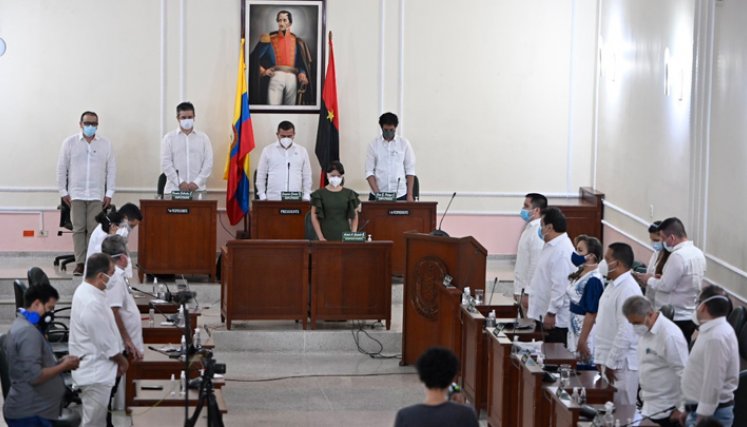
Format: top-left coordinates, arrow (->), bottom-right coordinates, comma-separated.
225,371 -> 417,383
351,321 -> 401,359
217,213 -> 237,239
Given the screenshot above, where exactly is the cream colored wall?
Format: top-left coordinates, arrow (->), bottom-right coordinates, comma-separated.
0,0 -> 597,217
596,0 -> 747,296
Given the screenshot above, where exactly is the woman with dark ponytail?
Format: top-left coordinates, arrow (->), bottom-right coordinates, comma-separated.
83,209 -> 124,274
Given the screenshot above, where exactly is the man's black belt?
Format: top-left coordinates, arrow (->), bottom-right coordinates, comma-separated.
684,400 -> 734,413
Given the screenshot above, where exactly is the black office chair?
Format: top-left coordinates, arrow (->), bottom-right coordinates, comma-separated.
0,334 -> 81,427
12,280 -> 26,311
734,370 -> 747,426
28,266 -> 51,287
157,173 -> 167,198
304,212 -> 317,240
729,307 -> 747,335
659,304 -> 675,321
53,200 -> 76,272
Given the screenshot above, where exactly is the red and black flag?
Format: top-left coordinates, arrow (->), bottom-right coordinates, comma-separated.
314,32 -> 339,187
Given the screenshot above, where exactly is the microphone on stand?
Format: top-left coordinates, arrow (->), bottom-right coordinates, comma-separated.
431,192 -> 457,237
395,177 -> 401,199
129,286 -> 157,298
286,162 -> 291,192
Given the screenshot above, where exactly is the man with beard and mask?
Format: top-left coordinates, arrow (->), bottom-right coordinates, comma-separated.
674,285 -> 738,427
623,295 -> 688,426
70,253 -> 128,427
594,242 -> 643,406
3,283 -> 80,426
160,102 -> 214,195
256,121 -> 312,201
100,235 -> 142,427
365,112 -> 416,201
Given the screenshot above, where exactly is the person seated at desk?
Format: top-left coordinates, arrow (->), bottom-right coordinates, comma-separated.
310,161 -> 360,241
3,283 -> 80,427
394,347 -> 478,427
255,120 -> 312,201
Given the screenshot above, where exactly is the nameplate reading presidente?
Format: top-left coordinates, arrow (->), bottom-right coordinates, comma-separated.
279,209 -> 301,215
342,232 -> 367,242
388,209 -> 410,216
281,191 -> 303,201
167,208 -> 190,214
374,192 -> 397,201
171,191 -> 193,200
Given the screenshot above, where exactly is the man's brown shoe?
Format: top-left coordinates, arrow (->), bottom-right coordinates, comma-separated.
73,263 -> 84,276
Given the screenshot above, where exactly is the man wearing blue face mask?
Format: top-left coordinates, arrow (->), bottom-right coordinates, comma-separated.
674,286 -> 738,427
513,193 -> 547,310
56,111 -> 117,276
161,102 -> 214,195
634,217 -> 705,344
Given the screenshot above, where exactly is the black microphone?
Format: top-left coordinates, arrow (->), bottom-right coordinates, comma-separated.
431,192 -> 457,237
149,301 -> 177,324
161,281 -> 173,302
396,177 -> 401,199
286,162 -> 291,192
129,286 -> 157,298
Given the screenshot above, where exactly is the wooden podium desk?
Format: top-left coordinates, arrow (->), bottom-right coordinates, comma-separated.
359,201 -> 436,276
132,379 -> 227,413
402,233 -> 487,365
126,345 -> 203,410
516,345 -> 576,427
138,199 -> 217,282
250,200 -> 311,239
576,404 -> 657,427
460,303 -> 518,414
142,312 -> 198,344
549,187 -> 605,243
221,240 -> 309,330
544,372 -> 617,427
309,241 -> 393,329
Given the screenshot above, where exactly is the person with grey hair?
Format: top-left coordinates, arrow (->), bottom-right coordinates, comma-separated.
101,234 -> 143,427
623,295 -> 688,426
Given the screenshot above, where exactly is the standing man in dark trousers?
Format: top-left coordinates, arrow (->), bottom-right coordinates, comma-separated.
365,112 -> 416,201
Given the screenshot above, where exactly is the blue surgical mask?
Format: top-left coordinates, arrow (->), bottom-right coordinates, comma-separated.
537,226 -> 544,241
520,209 -> 532,222
571,252 -> 587,267
83,125 -> 97,138
652,241 -> 663,252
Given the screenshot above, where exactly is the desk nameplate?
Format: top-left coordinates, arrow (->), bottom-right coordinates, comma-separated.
167,208 -> 190,214
279,208 -> 302,215
388,209 -> 410,216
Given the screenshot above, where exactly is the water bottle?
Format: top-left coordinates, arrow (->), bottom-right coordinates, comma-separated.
148,307 -> 155,327
193,328 -> 202,348
602,401 -> 615,426
462,287 -> 471,306
157,283 -> 166,300
179,370 -> 186,395
152,277 -> 158,296
176,306 -> 185,327
486,310 -> 497,328
579,387 -> 587,404
169,373 -> 176,396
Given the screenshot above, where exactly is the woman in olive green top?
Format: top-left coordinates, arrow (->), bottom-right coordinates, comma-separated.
310,161 -> 360,241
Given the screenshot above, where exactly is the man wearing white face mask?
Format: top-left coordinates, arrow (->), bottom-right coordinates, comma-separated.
634,217 -> 705,344
256,120 -> 312,201
69,253 -> 128,427
623,295 -> 688,426
674,286 -> 738,427
593,242 -> 642,406
161,102 -> 214,194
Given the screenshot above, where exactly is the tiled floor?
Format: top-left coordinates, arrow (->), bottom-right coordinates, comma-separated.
0,254 -> 515,426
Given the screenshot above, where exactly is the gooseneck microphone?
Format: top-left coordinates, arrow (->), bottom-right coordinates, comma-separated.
129,286 -> 157,298
431,192 -> 457,237
395,177 -> 401,199
286,162 -> 291,192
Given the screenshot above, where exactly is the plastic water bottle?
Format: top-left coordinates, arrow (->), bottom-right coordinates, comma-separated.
486,310 -> 497,328
602,401 -> 615,426
152,277 -> 158,296
462,287 -> 471,305
169,373 -> 176,396
536,352 -> 544,368
579,387 -> 587,404
179,370 -> 186,395
180,335 -> 186,356
193,328 -> 202,348
148,308 -> 155,327
176,306 -> 185,327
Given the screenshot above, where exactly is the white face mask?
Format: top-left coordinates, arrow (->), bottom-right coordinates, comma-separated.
102,273 -> 115,290
180,118 -> 194,130
279,137 -> 293,148
632,324 -> 648,337
691,294 -> 730,326
598,259 -> 608,278
328,175 -> 343,188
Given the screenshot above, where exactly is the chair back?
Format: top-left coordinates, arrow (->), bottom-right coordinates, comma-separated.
27,267 -> 50,287
0,334 -> 11,399
12,280 -> 27,310
157,173 -> 167,198
734,370 -> 747,426
729,306 -> 747,335
659,304 -> 675,321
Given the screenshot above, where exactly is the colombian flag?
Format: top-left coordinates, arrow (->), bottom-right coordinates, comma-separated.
314,32 -> 339,187
224,38 -> 256,225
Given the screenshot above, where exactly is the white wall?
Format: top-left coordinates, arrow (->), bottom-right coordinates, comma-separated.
0,0 -> 597,216
596,0 -> 747,296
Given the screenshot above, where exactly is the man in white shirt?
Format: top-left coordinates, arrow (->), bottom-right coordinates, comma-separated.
675,286 -> 738,427
635,217 -> 706,344
527,207 -> 576,343
69,253 -> 129,427
513,193 -> 547,311
101,235 -> 143,427
365,112 -> 416,201
594,242 -> 643,406
623,295 -> 688,426
255,121 -> 312,201
115,203 -> 142,279
161,102 -> 214,194
56,111 -> 117,276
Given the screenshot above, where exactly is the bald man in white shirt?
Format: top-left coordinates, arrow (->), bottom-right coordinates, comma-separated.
161,102 -> 214,194
56,111 -> 117,276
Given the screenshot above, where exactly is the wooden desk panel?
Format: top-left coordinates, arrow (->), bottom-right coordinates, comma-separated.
133,379 -> 227,413
131,407 -> 213,426
359,201 -> 436,276
138,200 -> 217,281
486,332 -> 519,427
309,241 -> 392,329
126,345 -> 203,410
517,344 -> 576,427
142,312 -> 198,344
221,240 -> 309,330
250,200 -> 311,239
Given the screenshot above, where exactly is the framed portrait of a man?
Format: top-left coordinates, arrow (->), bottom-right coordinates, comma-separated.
243,0 -> 325,113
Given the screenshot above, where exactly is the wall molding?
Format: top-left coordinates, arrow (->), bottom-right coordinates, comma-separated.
602,199 -> 650,227
602,219 -> 654,250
